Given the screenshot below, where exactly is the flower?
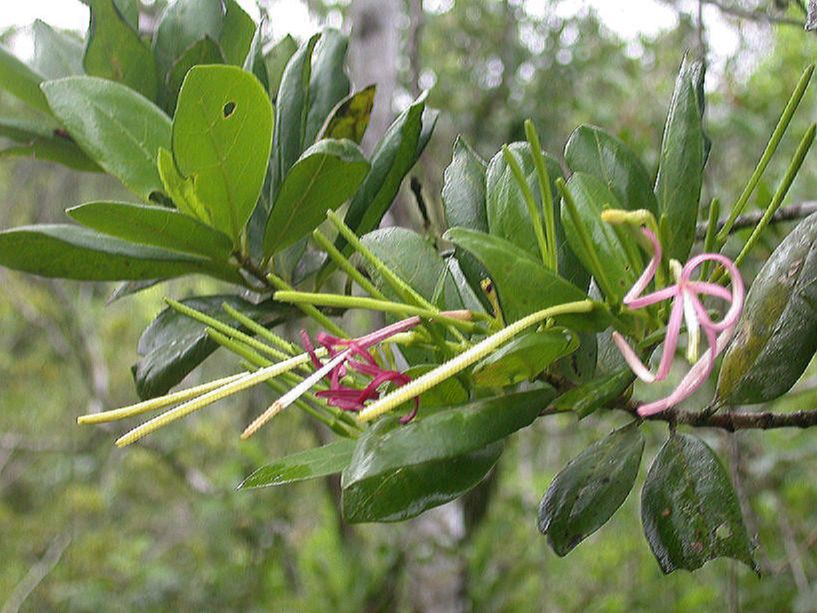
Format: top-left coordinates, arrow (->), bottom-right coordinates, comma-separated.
300,316 -> 421,424
612,228 -> 745,417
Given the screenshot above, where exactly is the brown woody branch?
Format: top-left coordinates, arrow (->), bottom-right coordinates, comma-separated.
625,403 -> 817,431
695,200 -> 817,239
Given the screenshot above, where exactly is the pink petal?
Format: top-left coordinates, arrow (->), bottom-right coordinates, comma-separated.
623,227 -> 662,304
624,286 -> 679,309
612,332 -> 657,383
655,297 -> 685,380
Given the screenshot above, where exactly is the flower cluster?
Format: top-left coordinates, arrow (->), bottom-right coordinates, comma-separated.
613,228 -> 745,417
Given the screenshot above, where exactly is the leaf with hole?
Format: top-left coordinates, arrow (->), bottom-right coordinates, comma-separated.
641,433 -> 756,574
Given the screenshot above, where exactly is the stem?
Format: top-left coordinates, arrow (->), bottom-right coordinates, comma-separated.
267,272 -> 348,338
525,120 -> 558,270
221,302 -> 299,355
502,144 -> 550,267
701,197 -> 720,279
356,300 -> 596,422
274,291 -> 483,332
695,200 -> 817,239
717,64 -> 814,243
312,229 -> 386,300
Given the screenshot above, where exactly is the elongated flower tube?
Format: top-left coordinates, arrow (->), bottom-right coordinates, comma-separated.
612,228 -> 744,417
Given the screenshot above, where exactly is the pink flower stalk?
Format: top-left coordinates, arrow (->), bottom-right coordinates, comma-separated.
301,316 -> 422,423
612,228 -> 745,417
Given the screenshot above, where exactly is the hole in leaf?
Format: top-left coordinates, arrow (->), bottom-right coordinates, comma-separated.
223,101 -> 236,118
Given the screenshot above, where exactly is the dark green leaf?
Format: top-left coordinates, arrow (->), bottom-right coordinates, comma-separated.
565,124 -> 657,214
264,139 -> 369,255
0,117 -> 100,172
304,29 -> 350,145
152,0 -> 224,83
473,328 -> 579,388
84,0 -> 158,100
552,367 -> 635,418
0,224 -> 217,281
445,228 -> 604,330
0,45 -> 52,115
264,35 -> 298,101
164,37 -> 226,112
42,76 -> 171,200
32,20 -> 84,79
219,0 -> 256,65
318,85 -> 376,144
133,296 -> 289,399
718,212 -> 817,404
655,55 -> 706,262
66,201 -> 235,262
342,389 -> 554,522
239,440 -> 356,489
539,423 -> 644,556
561,172 -> 641,303
173,65 -> 273,242
641,433 -> 756,574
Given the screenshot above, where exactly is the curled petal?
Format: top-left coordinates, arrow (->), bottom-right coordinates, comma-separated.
624,285 -> 678,310
623,227 -> 663,305
655,297 -> 685,381
612,332 -> 656,383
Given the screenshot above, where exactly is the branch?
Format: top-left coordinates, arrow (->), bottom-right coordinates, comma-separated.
1,532 -> 71,613
700,0 -> 803,26
696,200 -> 817,239
638,405 -> 817,430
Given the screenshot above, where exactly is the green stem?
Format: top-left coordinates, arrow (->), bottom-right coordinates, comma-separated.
524,120 -> 558,270
717,64 -> 814,243
357,300 -> 596,422
267,272 -> 348,338
701,198 -> 720,278
312,229 -> 386,300
502,144 -> 550,267
221,302 -> 299,355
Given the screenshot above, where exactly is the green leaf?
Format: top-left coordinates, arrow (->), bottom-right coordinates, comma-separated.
538,423 -> 644,556
164,37 -> 226,112
318,85 -> 376,144
66,201 -> 235,262
42,76 -> 171,200
270,33 -> 320,197
564,124 -> 657,215
445,228 -> 603,330
152,0 -> 224,83
561,172 -> 641,303
264,138 -> 368,255
718,212 -> 817,404
220,0 -> 256,65
172,65 -> 273,242
0,224 -> 216,281
473,328 -> 579,388
552,367 -> 635,419
32,20 -> 84,79
239,440 -> 356,489
337,93 -> 434,252
84,0 -> 159,101
655,55 -> 706,262
0,45 -> 52,115
264,35 -> 298,101
304,29 -> 350,145
641,433 -> 756,574
133,295 -> 289,399
342,389 -> 554,522
0,117 -> 100,172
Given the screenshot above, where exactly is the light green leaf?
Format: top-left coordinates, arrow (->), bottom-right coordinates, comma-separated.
32,20 -> 84,79
220,0 -> 256,65
0,45 -> 52,115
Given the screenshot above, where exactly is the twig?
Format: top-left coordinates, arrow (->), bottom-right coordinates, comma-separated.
1,532 -> 71,613
695,200 -> 817,239
635,405 -> 817,431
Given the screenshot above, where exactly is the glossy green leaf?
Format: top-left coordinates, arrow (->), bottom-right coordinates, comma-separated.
564,124 -> 657,214
152,0 -> 224,82
84,0 -> 158,100
32,20 -> 84,79
304,29 -> 350,145
655,55 -> 706,262
337,93 -> 435,253
0,117 -> 100,172
220,0 -> 256,65
173,65 -> 273,242
164,37 -> 225,112
42,76 -> 171,200
552,367 -> 635,419
0,45 -> 52,115
239,440 -> 356,489
641,433 -> 756,574
0,224 -> 216,281
473,328 -> 579,388
242,22 -> 269,93
554,331 -> 598,384
264,139 -> 369,255
318,85 -> 376,143
270,33 -> 320,196
66,201 -> 235,262
718,212 -> 817,404
561,172 -> 640,303
445,228 -> 603,330
402,364 -> 470,412
264,35 -> 298,101
342,389 -> 554,522
133,296 -> 289,399
538,423 -> 644,556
